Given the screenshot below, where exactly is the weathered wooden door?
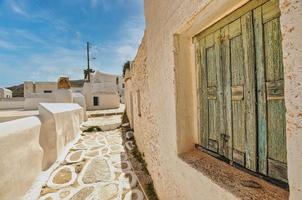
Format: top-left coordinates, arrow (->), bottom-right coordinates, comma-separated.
196,0 -> 287,182
254,0 -> 287,182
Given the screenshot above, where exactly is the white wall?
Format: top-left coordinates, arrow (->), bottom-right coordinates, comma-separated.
72,92 -> 87,120
71,87 -> 83,93
0,117 -> 43,200
86,93 -> 120,110
280,0 -> 302,199
0,98 -> 24,110
125,0 -> 298,199
38,103 -> 83,170
24,82 -> 57,98
82,71 -> 121,110
24,97 -> 54,110
34,82 -> 57,94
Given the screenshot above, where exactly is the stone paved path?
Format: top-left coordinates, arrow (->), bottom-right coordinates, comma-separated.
38,116 -> 144,200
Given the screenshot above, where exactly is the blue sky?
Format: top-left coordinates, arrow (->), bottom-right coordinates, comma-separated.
0,0 -> 145,87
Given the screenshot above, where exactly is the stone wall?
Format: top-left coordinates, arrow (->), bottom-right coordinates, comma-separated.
125,0 -> 302,199
0,117 -> 43,200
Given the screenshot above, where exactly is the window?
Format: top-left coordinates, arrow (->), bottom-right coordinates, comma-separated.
93,96 -> 99,106
194,0 -> 287,183
137,90 -> 141,117
44,90 -> 52,93
122,83 -> 125,88
116,77 -> 119,85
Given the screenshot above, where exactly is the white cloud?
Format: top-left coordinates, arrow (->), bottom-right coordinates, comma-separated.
0,0 -> 145,85
94,16 -> 145,74
90,0 -> 143,10
26,47 -> 86,81
0,40 -> 19,49
8,0 -> 28,16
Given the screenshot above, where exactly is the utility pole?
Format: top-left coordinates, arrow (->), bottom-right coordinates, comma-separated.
87,42 -> 91,82
84,42 -> 95,82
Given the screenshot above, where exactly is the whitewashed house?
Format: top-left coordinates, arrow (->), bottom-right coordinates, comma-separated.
82,71 -> 121,110
0,88 -> 12,99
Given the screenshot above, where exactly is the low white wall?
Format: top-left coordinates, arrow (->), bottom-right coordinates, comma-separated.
38,103 -> 83,170
0,117 -> 43,200
0,98 -> 24,110
0,100 -> 24,110
24,97 -> 54,110
0,116 -> 29,123
72,93 -> 87,121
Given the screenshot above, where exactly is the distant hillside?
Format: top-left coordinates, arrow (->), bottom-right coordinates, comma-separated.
6,79 -> 85,97
70,79 -> 85,87
7,84 -> 24,97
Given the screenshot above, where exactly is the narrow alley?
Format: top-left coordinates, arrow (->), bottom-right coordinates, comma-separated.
37,115 -> 144,200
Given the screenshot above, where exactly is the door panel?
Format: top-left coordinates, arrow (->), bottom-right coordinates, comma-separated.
221,26 -> 233,160
214,30 -> 226,156
263,15 -> 287,182
199,38 -> 209,148
195,0 -> 286,182
206,45 -> 219,153
254,6 -> 268,175
241,11 -> 257,171
229,34 -> 246,167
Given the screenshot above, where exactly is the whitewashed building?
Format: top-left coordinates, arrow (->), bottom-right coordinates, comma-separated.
0,88 -> 12,99
82,71 -> 121,110
17,71 -> 123,111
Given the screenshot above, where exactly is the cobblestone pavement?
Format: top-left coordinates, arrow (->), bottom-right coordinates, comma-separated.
38,117 -> 144,200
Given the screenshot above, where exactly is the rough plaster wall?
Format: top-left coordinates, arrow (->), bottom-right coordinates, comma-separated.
143,0 -> 242,199
0,117 -> 43,200
280,0 -> 302,199
124,71 -> 132,126
125,36 -> 161,185
134,0 -> 302,199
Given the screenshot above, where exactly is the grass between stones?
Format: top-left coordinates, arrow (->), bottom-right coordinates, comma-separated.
121,112 -> 159,200
83,126 -> 102,132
